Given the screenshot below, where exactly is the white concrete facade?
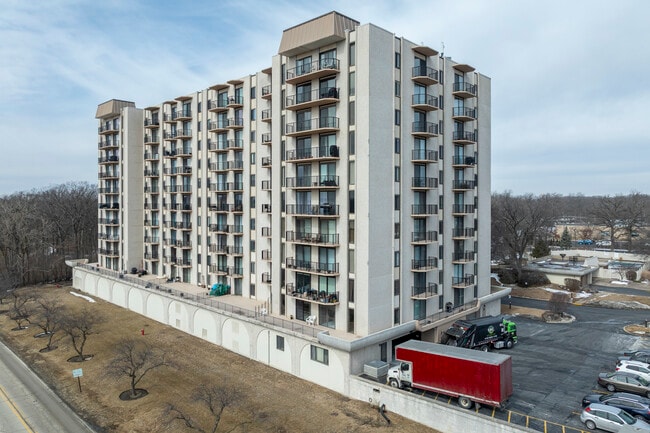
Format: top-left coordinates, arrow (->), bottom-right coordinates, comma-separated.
95,12 -> 497,361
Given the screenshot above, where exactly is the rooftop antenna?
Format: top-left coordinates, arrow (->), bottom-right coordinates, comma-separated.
441,41 -> 445,57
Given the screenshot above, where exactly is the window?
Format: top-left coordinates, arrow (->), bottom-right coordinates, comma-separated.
250,86 -> 256,99
310,345 -> 329,365
380,343 -> 387,362
394,166 -> 400,182
275,335 -> 285,351
394,279 -> 400,295
348,131 -> 355,155
250,283 -> 255,296
394,109 -> 400,125
349,101 -> 355,125
395,52 -> 401,68
348,279 -> 355,302
394,138 -> 400,153
349,71 -> 355,96
394,194 -> 400,211
348,190 -> 354,213
394,80 -> 400,97
394,222 -> 399,239
349,42 -> 355,66
251,108 -> 256,120
394,308 -> 400,325
394,251 -> 400,266
348,220 -> 355,244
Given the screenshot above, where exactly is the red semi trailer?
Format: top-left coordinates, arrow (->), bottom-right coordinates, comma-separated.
386,340 -> 513,409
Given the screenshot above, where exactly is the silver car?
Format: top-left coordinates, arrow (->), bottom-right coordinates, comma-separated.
581,403 -> 650,432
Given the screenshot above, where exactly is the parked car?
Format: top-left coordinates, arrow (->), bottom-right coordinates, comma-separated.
577,239 -> 594,245
597,240 -> 612,247
619,351 -> 650,364
582,392 -> 650,420
617,360 -> 650,382
581,403 -> 650,432
598,372 -> 650,397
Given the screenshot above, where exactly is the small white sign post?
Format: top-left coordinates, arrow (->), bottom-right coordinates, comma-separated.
72,368 -> 83,393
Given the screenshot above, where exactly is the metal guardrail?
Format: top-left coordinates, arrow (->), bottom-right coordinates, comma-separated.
77,264 -> 321,338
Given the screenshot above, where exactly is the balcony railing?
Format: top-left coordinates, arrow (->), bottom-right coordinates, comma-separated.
261,109 -> 272,121
209,244 -> 228,254
411,149 -> 438,163
227,118 -> 244,128
209,264 -> 228,274
207,119 -> 229,131
412,257 -> 438,271
285,175 -> 339,188
411,65 -> 439,85
452,204 -> 476,214
262,272 -> 272,283
261,84 -> 272,98
412,121 -> 438,136
411,204 -> 437,215
285,204 -> 339,216
453,251 -> 476,262
261,227 -> 271,237
261,133 -> 272,144
452,131 -> 477,143
452,275 -> 475,287
411,177 -> 438,189
411,283 -> 438,299
452,227 -> 475,238
286,231 -> 339,245
286,58 -> 340,83
286,258 -> 339,274
452,107 -> 477,120
285,88 -> 339,109
411,231 -> 438,243
411,93 -> 439,109
208,99 -> 228,111
452,82 -> 477,97
285,117 -> 339,136
285,145 -> 339,161
452,180 -> 476,190
286,285 -> 340,304
452,155 -> 476,166
209,224 -> 229,233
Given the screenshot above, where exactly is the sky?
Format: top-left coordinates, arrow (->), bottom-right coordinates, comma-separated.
1,0 -> 649,197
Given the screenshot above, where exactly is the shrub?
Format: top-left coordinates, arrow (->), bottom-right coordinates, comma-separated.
518,271 -> 550,287
564,278 -> 581,292
641,270 -> 650,281
548,292 -> 570,316
626,270 -> 638,281
497,268 -> 518,285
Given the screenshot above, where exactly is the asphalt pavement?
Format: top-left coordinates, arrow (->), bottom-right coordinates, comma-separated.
0,340 -> 94,433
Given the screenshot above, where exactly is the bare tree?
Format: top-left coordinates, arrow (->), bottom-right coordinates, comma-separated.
618,192 -> 647,250
32,294 -> 64,351
492,192 -> 559,278
590,195 -> 626,251
105,338 -> 170,399
166,381 -> 256,433
9,291 -> 34,330
60,306 -> 104,361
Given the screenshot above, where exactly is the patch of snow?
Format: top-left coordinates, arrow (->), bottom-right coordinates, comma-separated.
70,291 -> 96,303
611,280 -> 629,285
543,287 -> 570,294
573,292 -> 591,299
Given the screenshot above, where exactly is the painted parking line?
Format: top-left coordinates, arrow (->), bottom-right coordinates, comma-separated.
0,382 -> 36,433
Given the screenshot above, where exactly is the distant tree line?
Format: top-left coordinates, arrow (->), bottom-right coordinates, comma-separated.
0,182 -> 97,288
492,191 -> 650,281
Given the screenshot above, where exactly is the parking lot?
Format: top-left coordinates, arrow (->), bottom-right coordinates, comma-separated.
501,300 -> 650,430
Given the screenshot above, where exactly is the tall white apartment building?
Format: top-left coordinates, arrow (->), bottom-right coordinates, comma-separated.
95,12 -> 497,342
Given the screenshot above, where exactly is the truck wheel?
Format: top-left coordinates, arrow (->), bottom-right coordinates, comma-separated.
506,339 -> 514,349
480,345 -> 489,352
458,397 -> 473,409
388,378 -> 399,388
585,420 -> 596,430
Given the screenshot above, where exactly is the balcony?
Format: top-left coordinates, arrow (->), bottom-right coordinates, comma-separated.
226,96 -> 243,108
452,275 -> 475,288
98,140 -> 119,149
453,251 -> 476,263
98,248 -> 119,257
144,236 -> 160,244
452,131 -> 477,144
286,231 -> 339,245
226,182 -> 244,192
98,155 -> 119,164
227,246 -> 243,255
175,258 -> 192,267
209,243 -> 228,254
98,218 -> 119,225
286,284 -> 340,305
262,272 -> 272,283
452,156 -> 476,167
164,166 -> 192,175
228,224 -> 244,234
261,204 -> 272,213
411,149 -> 438,163
261,227 -> 271,237
285,203 -> 339,217
411,230 -> 438,244
261,156 -> 271,167
173,109 -> 192,121
208,119 -> 228,132
144,152 -> 159,161
209,224 -> 229,233
285,175 -> 339,189
228,266 -> 243,277
411,65 -> 439,86
261,133 -> 272,144
174,240 -> 192,248
285,145 -> 339,162
411,283 -> 438,299
208,99 -> 228,112
452,227 -> 475,239
98,233 -> 119,241
227,139 -> 243,149
452,82 -> 477,98
285,117 -> 339,137
144,252 -> 159,261
411,94 -> 439,111
452,204 -> 476,215
411,204 -> 437,216
172,221 -> 192,230
451,180 -> 476,191
227,118 -> 244,129
285,58 -> 340,84
99,171 -> 119,179
144,118 -> 160,128
412,121 -> 438,137
261,109 -> 272,122
452,106 -> 477,121
286,88 -> 339,111
208,141 -> 228,152
261,180 -> 271,191
144,186 -> 160,193
209,264 -> 228,275
164,184 -> 192,193
144,169 -> 160,177
286,258 -> 339,275
209,202 -> 230,213
411,177 -> 438,190
176,147 -> 192,158
411,257 -> 438,271
98,124 -> 119,134
261,84 -> 272,99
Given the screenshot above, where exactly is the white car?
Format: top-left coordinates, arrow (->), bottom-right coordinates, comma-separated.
617,360 -> 650,382
581,403 -> 650,432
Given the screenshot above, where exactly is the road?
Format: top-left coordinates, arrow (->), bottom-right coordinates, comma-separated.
0,340 -> 94,433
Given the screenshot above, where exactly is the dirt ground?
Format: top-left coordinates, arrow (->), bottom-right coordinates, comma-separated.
0,284 -> 440,433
